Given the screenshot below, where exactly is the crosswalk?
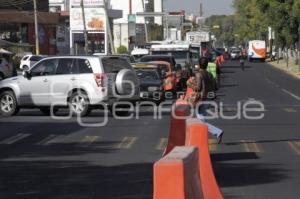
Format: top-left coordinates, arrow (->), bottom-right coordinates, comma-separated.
0,133 -> 300,156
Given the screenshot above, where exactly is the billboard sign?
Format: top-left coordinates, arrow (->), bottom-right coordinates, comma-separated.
186,31 -> 210,43
70,0 -> 104,7
70,7 -> 106,31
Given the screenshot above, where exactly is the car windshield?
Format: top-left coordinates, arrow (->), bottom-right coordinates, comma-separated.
135,69 -> 159,80
152,51 -> 188,60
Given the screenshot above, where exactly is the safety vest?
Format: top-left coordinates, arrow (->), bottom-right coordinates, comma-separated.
207,62 -> 217,79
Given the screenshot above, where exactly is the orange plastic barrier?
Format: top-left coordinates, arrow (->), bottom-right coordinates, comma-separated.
153,146 -> 204,199
185,119 -> 223,199
163,103 -> 191,156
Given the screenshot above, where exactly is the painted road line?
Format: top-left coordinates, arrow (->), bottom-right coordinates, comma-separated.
116,137 -> 138,149
287,141 -> 300,155
0,133 -> 31,145
241,140 -> 263,153
80,136 -> 99,145
282,89 -> 300,101
282,108 -> 297,113
43,135 -> 66,145
36,134 -> 57,145
156,138 -> 168,150
209,139 -> 218,152
266,78 -> 280,88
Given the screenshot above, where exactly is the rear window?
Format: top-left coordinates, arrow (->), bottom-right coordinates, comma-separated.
30,56 -> 44,62
101,57 -> 132,73
22,56 -> 29,61
141,56 -> 171,64
136,69 -> 160,80
73,59 -> 93,74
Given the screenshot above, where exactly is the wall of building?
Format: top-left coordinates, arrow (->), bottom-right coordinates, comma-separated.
28,24 -> 57,55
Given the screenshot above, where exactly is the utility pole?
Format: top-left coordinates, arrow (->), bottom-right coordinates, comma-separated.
81,0 -> 89,55
141,0 -> 149,43
103,0 -> 115,54
33,0 -> 39,55
129,0 -> 132,15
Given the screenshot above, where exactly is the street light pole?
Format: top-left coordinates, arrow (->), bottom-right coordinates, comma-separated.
81,0 -> 89,55
33,0 -> 39,55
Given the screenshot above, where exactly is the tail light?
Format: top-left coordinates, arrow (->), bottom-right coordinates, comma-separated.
94,73 -> 106,87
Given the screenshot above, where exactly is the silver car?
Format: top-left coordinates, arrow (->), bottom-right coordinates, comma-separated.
0,56 -> 140,117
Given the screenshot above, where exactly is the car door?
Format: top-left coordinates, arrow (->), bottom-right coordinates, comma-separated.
49,58 -> 76,106
18,58 -> 58,106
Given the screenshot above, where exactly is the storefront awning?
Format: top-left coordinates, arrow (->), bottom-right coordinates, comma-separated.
0,10 -> 59,25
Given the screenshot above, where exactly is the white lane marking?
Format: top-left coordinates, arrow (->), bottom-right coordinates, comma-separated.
43,135 -> 66,145
0,134 -> 31,145
36,134 -> 57,146
282,89 -> 300,101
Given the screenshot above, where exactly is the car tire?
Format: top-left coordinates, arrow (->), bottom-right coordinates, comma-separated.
68,91 -> 91,117
115,69 -> 139,95
40,107 -> 59,116
0,91 -> 19,117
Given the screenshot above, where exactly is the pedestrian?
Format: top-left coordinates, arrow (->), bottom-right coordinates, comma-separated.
195,57 -> 224,143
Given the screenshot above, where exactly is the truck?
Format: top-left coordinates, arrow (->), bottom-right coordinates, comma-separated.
248,40 -> 266,62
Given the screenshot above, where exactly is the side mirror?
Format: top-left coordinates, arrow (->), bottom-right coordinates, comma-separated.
23,70 -> 31,79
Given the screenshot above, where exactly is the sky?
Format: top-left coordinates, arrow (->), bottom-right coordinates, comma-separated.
164,0 -> 235,17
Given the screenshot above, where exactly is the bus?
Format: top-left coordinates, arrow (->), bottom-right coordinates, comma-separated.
248,40 -> 266,62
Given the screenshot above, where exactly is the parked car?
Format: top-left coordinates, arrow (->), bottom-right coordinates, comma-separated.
114,54 -> 136,63
140,55 -> 185,91
0,56 -> 140,117
0,57 -> 14,80
149,61 -> 176,92
140,55 -> 177,71
230,50 -> 241,60
19,55 -> 47,70
133,64 -> 165,103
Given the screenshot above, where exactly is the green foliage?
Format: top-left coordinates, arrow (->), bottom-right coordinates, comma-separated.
205,15 -> 235,47
116,45 -> 128,54
233,0 -> 300,49
208,0 -> 300,49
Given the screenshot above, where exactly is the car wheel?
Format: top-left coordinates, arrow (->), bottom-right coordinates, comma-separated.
0,91 -> 19,117
68,91 -> 91,117
40,107 -> 59,116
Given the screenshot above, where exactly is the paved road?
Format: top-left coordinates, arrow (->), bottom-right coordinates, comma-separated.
1,61 -> 300,199
0,106 -> 171,199
212,61 -> 300,199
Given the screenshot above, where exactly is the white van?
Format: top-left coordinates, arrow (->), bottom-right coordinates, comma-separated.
248,40 -> 266,62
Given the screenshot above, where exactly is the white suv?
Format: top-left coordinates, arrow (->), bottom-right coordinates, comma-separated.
0,56 -> 140,116
19,55 -> 46,70
0,57 -> 14,80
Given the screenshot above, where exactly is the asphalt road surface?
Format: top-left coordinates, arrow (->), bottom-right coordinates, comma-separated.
1,61 -> 300,199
